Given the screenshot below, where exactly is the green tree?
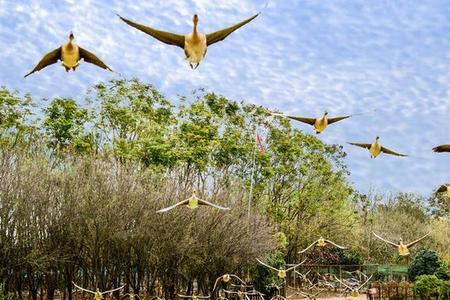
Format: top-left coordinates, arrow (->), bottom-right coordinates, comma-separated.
409,249 -> 442,281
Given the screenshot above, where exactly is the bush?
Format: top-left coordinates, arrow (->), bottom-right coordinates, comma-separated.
413,275 -> 441,300
439,280 -> 450,300
409,249 -> 442,281
435,263 -> 450,281
0,284 -> 12,300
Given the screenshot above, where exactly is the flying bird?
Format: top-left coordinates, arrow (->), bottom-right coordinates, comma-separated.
348,136 -> 407,158
256,258 -> 306,279
213,274 -> 247,292
72,282 -> 125,300
156,191 -> 230,213
333,274 -> 373,297
25,32 -> 113,77
432,144 -> 450,153
436,185 -> 450,197
372,232 -> 431,256
298,237 -> 346,254
271,111 -> 352,134
117,2 -> 267,69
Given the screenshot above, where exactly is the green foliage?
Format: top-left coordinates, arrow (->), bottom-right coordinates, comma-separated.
409,249 -> 442,281
254,251 -> 285,296
43,98 -> 92,153
439,280 -> 450,299
435,263 -> 450,281
0,284 -> 11,300
413,275 -> 441,299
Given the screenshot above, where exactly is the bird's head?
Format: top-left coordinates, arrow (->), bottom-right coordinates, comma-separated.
376,136 -> 380,141
69,31 -> 74,40
324,111 -> 329,116
223,274 -> 231,283
193,14 -> 199,26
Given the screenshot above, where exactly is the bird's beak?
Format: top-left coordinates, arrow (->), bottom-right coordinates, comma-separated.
69,32 -> 74,40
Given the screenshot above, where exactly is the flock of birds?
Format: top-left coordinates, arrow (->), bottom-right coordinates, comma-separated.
18,1 -> 444,298
70,234 -> 430,300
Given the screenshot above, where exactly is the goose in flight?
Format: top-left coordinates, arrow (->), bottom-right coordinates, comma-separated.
333,274 -> 373,297
213,274 -> 247,292
436,185 -> 450,197
348,136 -> 407,158
271,111 -> 352,134
372,232 -> 431,256
118,2 -> 266,69
156,191 -> 229,213
25,32 -> 113,77
298,237 -> 346,254
433,144 -> 450,153
256,258 -> 306,279
72,282 -> 125,300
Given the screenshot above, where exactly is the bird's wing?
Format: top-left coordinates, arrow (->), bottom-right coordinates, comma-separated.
177,295 -> 191,298
358,275 -> 373,289
380,146 -> 407,157
102,285 -> 126,294
286,259 -> 307,271
372,232 -> 398,248
324,239 -> 347,249
433,144 -> 450,153
407,232 -> 431,248
437,185 -> 448,193
79,47 -> 112,71
212,276 -> 222,292
206,13 -> 260,46
24,47 -> 61,77
118,15 -> 185,48
72,282 -> 95,294
156,199 -> 189,213
256,258 -> 279,272
285,116 -> 316,125
298,240 -> 318,253
333,276 -> 352,290
347,143 -> 371,150
197,198 -> 230,210
327,115 -> 351,125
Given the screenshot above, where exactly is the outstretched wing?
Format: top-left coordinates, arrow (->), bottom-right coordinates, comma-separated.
256,258 -> 279,272
380,146 -> 407,157
348,143 -> 371,150
327,115 -> 351,125
324,239 -> 347,249
372,232 -> 399,248
437,185 -> 448,193
197,198 -> 230,210
156,199 -> 189,213
102,285 -> 126,294
285,115 -> 316,125
72,282 -> 95,294
358,274 -> 373,290
298,240 -> 318,254
433,144 -> 450,153
333,276 -> 352,290
24,47 -> 61,77
79,47 -> 112,71
206,13 -> 260,46
118,15 -> 185,48
286,258 -> 307,272
407,232 -> 431,248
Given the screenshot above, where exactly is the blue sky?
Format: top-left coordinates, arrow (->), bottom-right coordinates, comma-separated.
0,0 -> 449,195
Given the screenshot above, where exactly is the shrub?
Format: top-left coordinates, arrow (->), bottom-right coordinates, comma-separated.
439,280 -> 450,300
409,249 -> 442,281
413,275 -> 441,300
435,263 -> 450,281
